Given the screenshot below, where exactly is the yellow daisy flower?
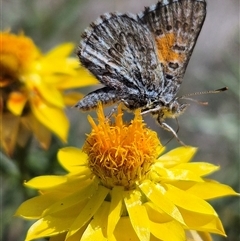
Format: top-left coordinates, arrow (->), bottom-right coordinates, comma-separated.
0,31 -> 97,155
15,105 -> 238,241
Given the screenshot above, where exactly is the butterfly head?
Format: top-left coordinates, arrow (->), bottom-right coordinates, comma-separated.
152,100 -> 189,124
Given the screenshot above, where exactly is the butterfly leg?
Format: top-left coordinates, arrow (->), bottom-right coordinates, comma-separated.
141,105 -> 162,115
105,103 -> 121,120
105,97 -> 136,119
159,122 -> 186,146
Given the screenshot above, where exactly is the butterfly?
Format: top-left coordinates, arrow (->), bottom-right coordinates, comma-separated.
75,0 -> 226,144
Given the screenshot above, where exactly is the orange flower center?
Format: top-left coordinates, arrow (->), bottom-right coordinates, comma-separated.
83,104 -> 162,189
0,31 -> 39,87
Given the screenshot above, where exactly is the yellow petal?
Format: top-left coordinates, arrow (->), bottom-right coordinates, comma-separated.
65,226 -> 86,241
174,162 -> 220,177
33,78 -> 65,108
113,217 -> 140,241
150,219 -> 185,241
58,66 -> 98,89
15,191 -> 67,219
37,60 -> 80,83
199,217 -> 226,236
43,181 -> 98,216
144,202 -> 172,223
180,208 -> 226,236
25,176 -> 67,189
46,175 -> 98,194
144,202 -> 186,241
140,180 -> 185,225
179,208 -> 216,229
123,190 -> 150,241
63,92 -> 84,106
26,218 -> 63,241
107,186 -> 124,237
165,184 -> 218,216
152,165 -> 204,182
186,180 -> 239,199
25,204 -> 82,241
38,44 -> 77,80
49,232 -> 66,241
157,146 -> 197,167
81,201 -> 109,241
44,43 -> 74,59
31,98 -> 69,142
7,91 -> 28,115
67,185 -> 109,238
58,147 -> 88,172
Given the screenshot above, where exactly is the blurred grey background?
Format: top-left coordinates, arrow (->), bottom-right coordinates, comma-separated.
2,0 -> 239,241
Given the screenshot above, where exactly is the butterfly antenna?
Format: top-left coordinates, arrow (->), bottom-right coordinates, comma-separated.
177,87 -> 228,105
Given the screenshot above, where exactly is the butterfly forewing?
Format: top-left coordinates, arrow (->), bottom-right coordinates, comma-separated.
78,13 -> 164,92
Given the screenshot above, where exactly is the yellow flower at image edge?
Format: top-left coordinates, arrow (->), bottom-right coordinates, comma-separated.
15,105 -> 239,241
0,31 -> 97,155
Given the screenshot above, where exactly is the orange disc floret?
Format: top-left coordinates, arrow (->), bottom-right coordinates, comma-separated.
83,104 -> 162,189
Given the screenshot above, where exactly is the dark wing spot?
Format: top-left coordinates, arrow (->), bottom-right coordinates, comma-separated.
81,31 -> 88,39
176,20 -> 181,30
151,64 -> 157,69
165,74 -> 173,80
90,22 -> 97,28
166,25 -> 172,31
168,62 -> 179,69
119,32 -> 127,46
92,34 -> 99,41
108,48 -> 115,56
105,64 -> 111,71
115,43 -> 122,52
107,48 -> 121,62
183,22 -> 189,31
173,45 -> 186,51
155,29 -> 163,36
134,70 -> 142,81
100,15 -> 107,21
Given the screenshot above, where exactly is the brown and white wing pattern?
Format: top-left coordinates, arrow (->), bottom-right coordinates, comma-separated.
138,0 -> 206,98
78,13 -> 164,100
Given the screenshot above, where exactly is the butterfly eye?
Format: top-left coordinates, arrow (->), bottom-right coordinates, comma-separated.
169,101 -> 181,114
171,105 -> 177,113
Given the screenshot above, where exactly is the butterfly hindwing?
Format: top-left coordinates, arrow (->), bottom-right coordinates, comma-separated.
138,0 -> 206,97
